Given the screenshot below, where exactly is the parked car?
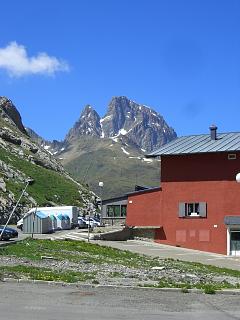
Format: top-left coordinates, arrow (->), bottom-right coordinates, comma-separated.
78,216 -> 101,228
85,217 -> 101,228
93,216 -> 100,224
0,226 -> 18,240
92,217 -> 101,227
78,217 -> 88,229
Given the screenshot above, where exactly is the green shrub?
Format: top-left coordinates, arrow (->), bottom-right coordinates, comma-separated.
92,279 -> 100,284
203,285 -> 216,294
181,287 -> 189,293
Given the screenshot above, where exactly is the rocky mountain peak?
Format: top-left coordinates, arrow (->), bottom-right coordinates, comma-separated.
65,105 -> 102,142
0,96 -> 27,135
62,96 -> 176,152
81,104 -> 96,116
100,96 -> 131,136
100,96 -> 177,151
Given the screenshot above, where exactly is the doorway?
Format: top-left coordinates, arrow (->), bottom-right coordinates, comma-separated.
230,231 -> 240,256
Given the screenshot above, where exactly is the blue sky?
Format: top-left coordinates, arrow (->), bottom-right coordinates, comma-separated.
0,0 -> 240,141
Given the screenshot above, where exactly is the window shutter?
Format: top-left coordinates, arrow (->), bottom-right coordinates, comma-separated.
178,203 -> 186,217
199,202 -> 207,217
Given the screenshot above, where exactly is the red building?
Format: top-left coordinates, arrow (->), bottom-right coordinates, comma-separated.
126,126 -> 240,255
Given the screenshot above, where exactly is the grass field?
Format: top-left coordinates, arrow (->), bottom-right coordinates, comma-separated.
1,239 -> 240,292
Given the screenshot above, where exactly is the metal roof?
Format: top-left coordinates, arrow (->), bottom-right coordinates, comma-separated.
147,132 -> 240,157
224,216 -> 240,225
102,195 -> 128,204
126,187 -> 161,196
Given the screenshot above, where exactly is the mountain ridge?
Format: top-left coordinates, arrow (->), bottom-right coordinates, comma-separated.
63,96 -> 177,153
29,96 -> 176,198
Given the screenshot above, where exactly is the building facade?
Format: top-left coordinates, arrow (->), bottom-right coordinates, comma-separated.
126,127 -> 240,255
101,196 -> 127,226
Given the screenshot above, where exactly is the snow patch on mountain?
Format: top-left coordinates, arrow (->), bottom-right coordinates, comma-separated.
119,128 -> 128,135
143,158 -> 153,163
121,147 -> 130,155
100,115 -> 112,123
129,156 -> 141,160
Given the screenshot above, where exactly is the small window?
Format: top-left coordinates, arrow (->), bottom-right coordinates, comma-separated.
179,202 -> 207,218
228,154 -> 236,160
186,203 -> 199,216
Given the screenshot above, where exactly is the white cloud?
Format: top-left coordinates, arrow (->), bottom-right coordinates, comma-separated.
0,42 -> 69,77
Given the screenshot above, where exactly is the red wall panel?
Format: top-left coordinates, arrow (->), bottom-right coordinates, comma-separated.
156,180 -> 240,254
126,189 -> 163,227
161,153 -> 240,182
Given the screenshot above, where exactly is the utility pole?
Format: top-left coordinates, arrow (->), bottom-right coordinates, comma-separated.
99,181 -> 104,226
0,178 -> 34,240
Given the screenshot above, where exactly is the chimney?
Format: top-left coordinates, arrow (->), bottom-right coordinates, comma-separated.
209,124 -> 218,140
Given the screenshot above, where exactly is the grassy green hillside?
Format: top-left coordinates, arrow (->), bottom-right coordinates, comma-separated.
61,136 -> 160,198
0,146 -> 89,207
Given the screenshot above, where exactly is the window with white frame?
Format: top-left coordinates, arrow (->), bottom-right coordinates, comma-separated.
179,202 -> 207,218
